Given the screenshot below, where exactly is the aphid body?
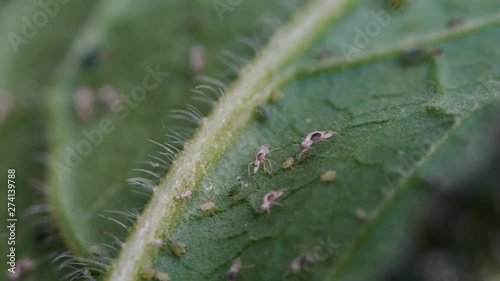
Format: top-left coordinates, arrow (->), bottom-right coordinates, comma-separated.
227,257 -> 242,281
289,252 -> 315,273
300,130 -> 338,151
260,189 -> 286,213
175,190 -> 192,200
200,201 -> 216,211
167,239 -> 186,256
248,144 -> 278,175
155,271 -> 170,281
320,170 -> 337,182
283,157 -> 295,169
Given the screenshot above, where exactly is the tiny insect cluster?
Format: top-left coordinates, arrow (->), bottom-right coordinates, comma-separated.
158,130 -> 340,280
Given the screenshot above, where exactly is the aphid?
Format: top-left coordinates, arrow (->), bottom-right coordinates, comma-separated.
189,44 -> 206,73
74,87 -> 95,121
227,257 -> 242,281
155,271 -> 170,281
260,189 -> 287,214
248,144 -> 279,175
355,208 -> 369,221
320,170 -> 337,182
6,257 -> 36,279
289,252 -> 315,273
152,239 -> 164,247
200,201 -> 216,211
175,190 -> 192,200
282,157 -> 295,169
97,84 -> 121,109
167,239 -> 186,256
300,130 -> 338,150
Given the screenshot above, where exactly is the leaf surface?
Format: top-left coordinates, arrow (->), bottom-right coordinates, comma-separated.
103,0 -> 500,280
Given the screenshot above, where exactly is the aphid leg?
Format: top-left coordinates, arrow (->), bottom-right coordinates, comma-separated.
268,147 -> 281,153
247,162 -> 253,176
262,158 -> 274,174
296,148 -> 309,162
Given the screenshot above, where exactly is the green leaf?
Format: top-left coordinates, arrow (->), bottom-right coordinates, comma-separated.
45,0 -> 305,263
102,0 -> 500,280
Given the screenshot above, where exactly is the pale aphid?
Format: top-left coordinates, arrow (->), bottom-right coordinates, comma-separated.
97,84 -> 122,109
299,130 -> 338,151
355,208 -> 369,221
74,87 -> 95,121
189,44 -> 206,73
155,271 -> 170,281
6,257 -> 36,280
200,201 -> 216,211
320,170 -> 337,182
282,157 -> 295,169
248,144 -> 279,175
152,239 -> 163,247
175,190 -> 192,200
289,252 -> 315,273
227,257 -> 242,281
260,189 -> 287,214
167,239 -> 186,256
